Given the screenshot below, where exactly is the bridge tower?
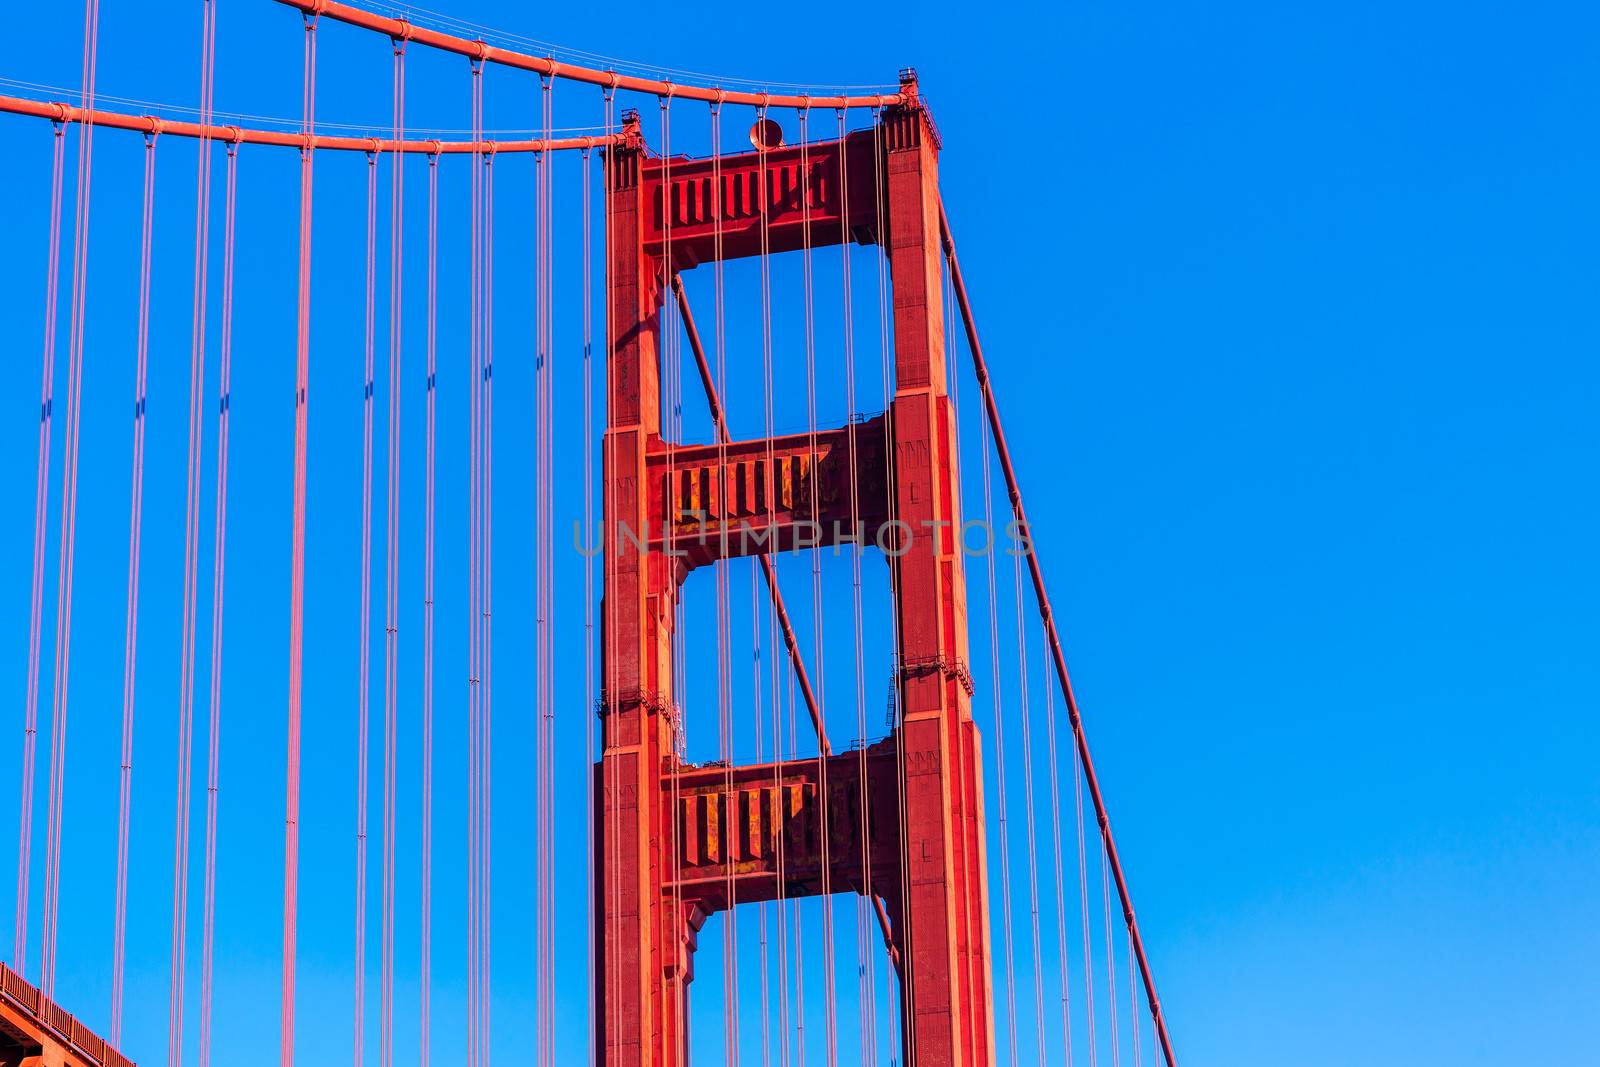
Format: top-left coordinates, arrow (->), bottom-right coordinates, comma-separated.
596,84 -> 996,1066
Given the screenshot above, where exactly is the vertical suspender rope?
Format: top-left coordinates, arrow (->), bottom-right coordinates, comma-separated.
602,83 -> 619,1067
1013,540 -> 1047,1067
198,139 -> 239,1067
1074,729 -> 1098,1067
870,110 -> 921,1067
540,72 -> 554,1067
752,561 -> 770,1067
939,206 -> 1178,1067
171,0 -> 219,1050
355,145 -> 379,1067
1128,933 -> 1142,1067
380,32 -> 406,1067
17,117 -> 67,976
978,329 -> 1020,1067
111,126 -> 158,1048
481,134 -> 496,1067
172,0 -> 220,1049
836,106 -> 880,1067
419,146 -> 438,1067
1100,824 -> 1121,1067
466,55 -> 483,1067
40,0 -> 103,998
869,106 -> 914,1067
709,96 -> 740,1067
580,138 -> 595,1067
535,72 -> 553,1067
796,102 -> 842,1067
283,13 -> 319,1067
752,102 -> 793,1067
1040,631 -> 1074,1066
655,91 -> 688,1067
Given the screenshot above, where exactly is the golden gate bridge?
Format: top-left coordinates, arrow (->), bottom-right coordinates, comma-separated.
0,3 -> 1177,1065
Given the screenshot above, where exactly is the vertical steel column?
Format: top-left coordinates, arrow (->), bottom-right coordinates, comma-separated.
882,96 -> 996,1067
597,116 -> 686,1067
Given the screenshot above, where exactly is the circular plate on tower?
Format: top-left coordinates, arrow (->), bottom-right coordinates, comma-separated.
749,117 -> 785,150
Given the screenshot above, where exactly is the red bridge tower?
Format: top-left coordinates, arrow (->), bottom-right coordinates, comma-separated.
597,88 -> 995,1066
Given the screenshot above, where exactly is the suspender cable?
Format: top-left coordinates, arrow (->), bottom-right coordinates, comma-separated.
977,331 -> 1020,1067
419,147 -> 438,1067
199,139 -> 239,1067
1039,627 -> 1074,1065
534,73 -> 554,1067
752,105 -> 793,1067
1074,723 -> 1097,1067
111,127 -> 158,1048
708,98 -> 740,1067
752,561 -> 771,1067
939,205 -> 1178,1067
797,103 -> 841,1067
581,139 -> 595,1067
1127,931 -> 1142,1067
481,138 -> 496,1067
466,57 -> 484,1067
1100,825 -> 1121,1067
16,118 -> 66,976
601,84 -> 620,1067
283,13 -> 320,1066
871,107 -> 913,1067
355,146 -> 379,1067
656,93 -> 688,1067
380,34 -> 406,1067
1012,546 -> 1047,1067
836,106 -> 880,1067
170,0 -> 220,1048
40,0 -> 103,997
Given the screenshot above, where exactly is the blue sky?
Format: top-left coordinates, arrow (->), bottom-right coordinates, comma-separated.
0,2 -> 1595,1066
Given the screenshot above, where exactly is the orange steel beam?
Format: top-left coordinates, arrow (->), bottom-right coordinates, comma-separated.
670,272 -> 831,756
273,0 -> 907,110
939,202 -> 1179,1067
0,963 -> 134,1066
0,92 -> 617,154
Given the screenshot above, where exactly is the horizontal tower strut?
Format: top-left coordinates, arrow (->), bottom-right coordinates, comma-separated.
0,92 -> 616,154
272,0 -> 907,110
939,202 -> 1179,1067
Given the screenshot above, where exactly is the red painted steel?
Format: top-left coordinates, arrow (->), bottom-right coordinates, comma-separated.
596,102 -> 995,1067
0,92 -> 616,154
272,0 -> 904,110
0,963 -> 135,1067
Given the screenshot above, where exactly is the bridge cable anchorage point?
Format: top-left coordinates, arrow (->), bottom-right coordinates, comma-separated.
224,124 -> 242,145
